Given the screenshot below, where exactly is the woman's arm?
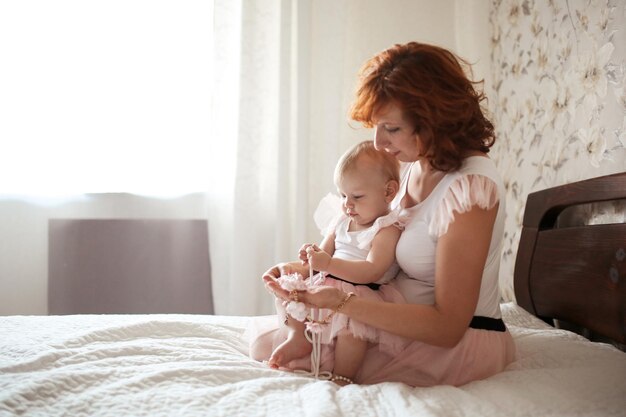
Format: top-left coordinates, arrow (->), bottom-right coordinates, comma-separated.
268,204 -> 498,348
307,226 -> 401,283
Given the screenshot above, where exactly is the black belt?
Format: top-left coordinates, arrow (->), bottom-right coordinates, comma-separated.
326,275 -> 381,290
469,316 -> 506,332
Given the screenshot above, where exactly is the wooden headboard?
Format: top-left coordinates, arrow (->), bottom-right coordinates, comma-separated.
514,172 -> 626,345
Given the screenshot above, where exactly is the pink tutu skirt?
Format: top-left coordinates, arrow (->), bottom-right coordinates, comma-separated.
248,315 -> 516,386
319,277 -> 409,355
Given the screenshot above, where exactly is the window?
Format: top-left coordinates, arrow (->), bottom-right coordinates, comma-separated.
0,1 -> 213,196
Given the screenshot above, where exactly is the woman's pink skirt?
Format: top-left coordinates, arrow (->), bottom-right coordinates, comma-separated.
248,314 -> 516,387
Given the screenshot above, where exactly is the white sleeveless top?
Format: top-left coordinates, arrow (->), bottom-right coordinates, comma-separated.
391,156 -> 505,319
332,213 -> 401,284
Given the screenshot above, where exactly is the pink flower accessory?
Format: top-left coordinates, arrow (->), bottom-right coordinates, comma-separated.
277,272 -> 356,327
305,321 -> 324,334
285,298 -> 308,322
277,273 -> 314,323
277,272 -> 309,292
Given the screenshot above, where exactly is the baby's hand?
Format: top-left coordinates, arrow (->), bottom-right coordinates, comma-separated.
298,243 -> 315,265
306,245 -> 331,272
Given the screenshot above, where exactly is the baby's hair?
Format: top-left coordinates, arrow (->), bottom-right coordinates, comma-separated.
334,140 -> 400,186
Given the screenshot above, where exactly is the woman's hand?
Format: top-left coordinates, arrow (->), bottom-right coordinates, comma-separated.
261,261 -> 307,286
304,285 -> 345,309
262,259 -> 345,310
262,261 -> 309,301
265,277 -> 345,310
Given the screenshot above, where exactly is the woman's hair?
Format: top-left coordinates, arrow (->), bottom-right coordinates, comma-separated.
350,42 -> 495,172
334,140 -> 400,186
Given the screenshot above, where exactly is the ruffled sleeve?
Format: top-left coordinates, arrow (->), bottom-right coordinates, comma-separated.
313,192 -> 344,237
429,174 -> 499,237
356,207 -> 404,250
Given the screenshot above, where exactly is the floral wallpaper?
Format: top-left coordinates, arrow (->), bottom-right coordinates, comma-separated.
488,0 -> 626,301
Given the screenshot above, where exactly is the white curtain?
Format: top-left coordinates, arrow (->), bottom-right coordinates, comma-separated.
208,0 -> 314,315
200,0 -> 487,315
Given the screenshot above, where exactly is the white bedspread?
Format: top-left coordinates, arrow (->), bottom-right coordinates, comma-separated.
1,303 -> 625,417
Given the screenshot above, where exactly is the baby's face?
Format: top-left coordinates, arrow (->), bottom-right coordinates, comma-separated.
337,169 -> 391,229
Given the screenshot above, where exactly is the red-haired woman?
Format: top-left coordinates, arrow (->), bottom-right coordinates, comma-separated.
252,42 -> 515,387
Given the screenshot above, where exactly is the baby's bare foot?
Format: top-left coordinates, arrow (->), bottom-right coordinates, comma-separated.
268,332 -> 312,369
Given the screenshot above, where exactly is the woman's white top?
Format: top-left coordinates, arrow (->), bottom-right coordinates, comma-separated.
391,156 -> 505,319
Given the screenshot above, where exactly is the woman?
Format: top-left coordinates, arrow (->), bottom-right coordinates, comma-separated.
250,41 -> 516,387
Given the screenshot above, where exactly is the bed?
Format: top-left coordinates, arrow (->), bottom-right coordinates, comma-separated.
1,173 -> 625,417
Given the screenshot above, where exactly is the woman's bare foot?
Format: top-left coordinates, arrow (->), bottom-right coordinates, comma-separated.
268,331 -> 312,369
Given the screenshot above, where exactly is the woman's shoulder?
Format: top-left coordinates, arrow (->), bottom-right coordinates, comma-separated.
429,156 -> 501,198
440,155 -> 503,193
428,156 -> 502,237
457,155 -> 501,180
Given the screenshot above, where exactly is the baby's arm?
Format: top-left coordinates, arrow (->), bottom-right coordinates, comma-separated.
307,225 -> 401,284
